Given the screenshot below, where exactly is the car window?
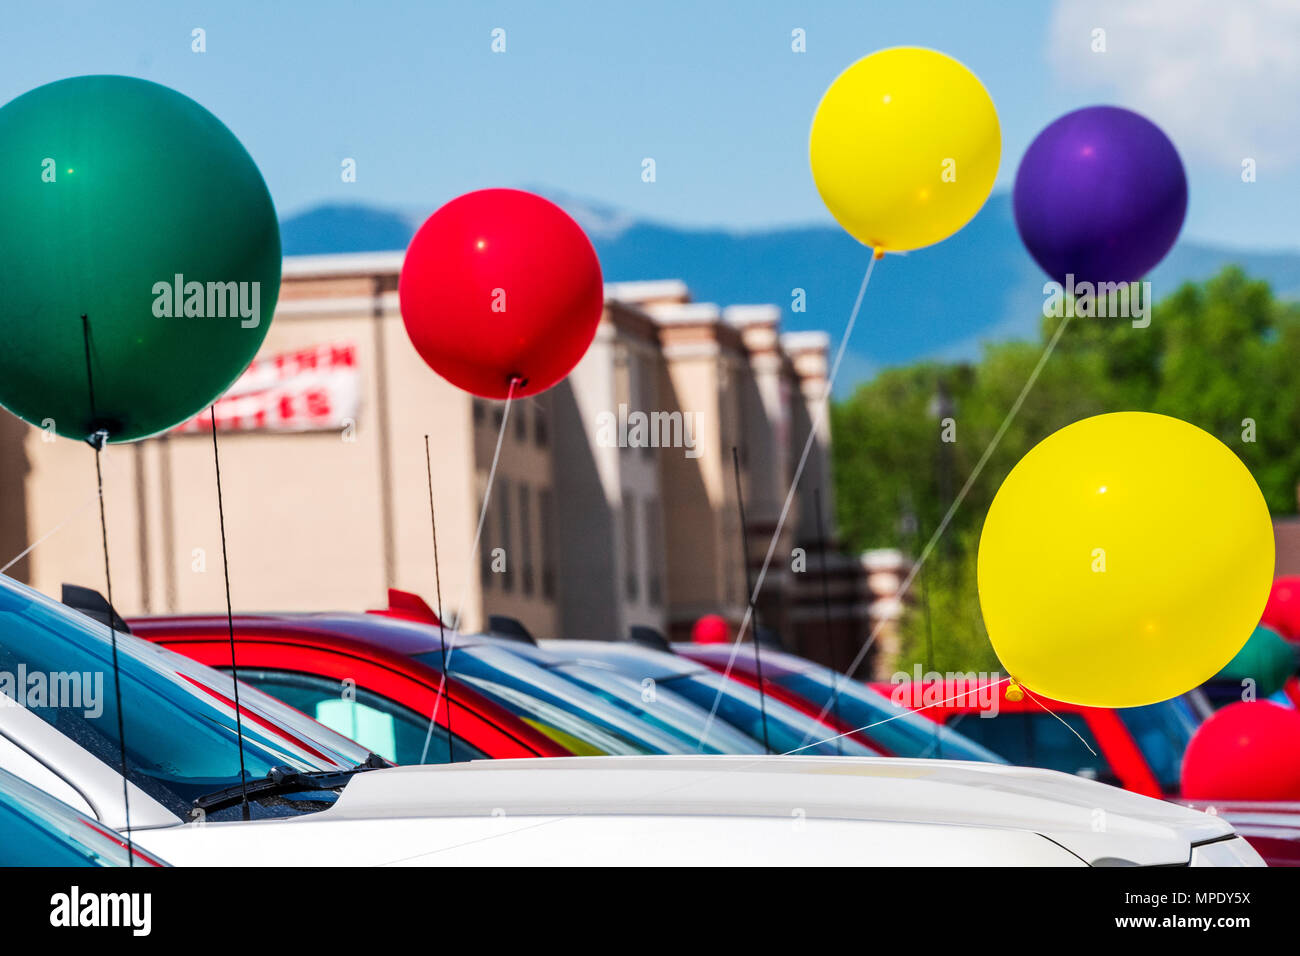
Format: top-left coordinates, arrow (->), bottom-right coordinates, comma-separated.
233,669 -> 486,765
1115,698 -> 1199,792
0,574 -> 359,821
774,672 -> 1006,763
413,645 -> 687,754
0,767 -> 164,867
554,663 -> 766,754
946,712 -> 1115,784
664,672 -> 879,757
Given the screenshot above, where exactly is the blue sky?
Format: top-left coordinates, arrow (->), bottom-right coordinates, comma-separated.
4,0 -> 1297,251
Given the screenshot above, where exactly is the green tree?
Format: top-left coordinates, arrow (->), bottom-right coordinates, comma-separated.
833,267 -> 1300,673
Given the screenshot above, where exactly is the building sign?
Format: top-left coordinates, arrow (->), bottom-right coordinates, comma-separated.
171,342 -> 360,434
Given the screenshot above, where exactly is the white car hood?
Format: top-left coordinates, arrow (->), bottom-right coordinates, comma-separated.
132,756 -> 1246,867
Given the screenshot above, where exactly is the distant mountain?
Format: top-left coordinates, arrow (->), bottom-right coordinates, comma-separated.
281,194 -> 1300,393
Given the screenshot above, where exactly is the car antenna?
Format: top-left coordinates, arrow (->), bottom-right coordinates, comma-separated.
628,625 -> 673,653
813,488 -> 843,755
731,446 -> 771,754
488,615 -> 537,645
424,435 -> 455,764
61,583 -> 132,633
81,314 -> 134,863
209,405 -> 252,820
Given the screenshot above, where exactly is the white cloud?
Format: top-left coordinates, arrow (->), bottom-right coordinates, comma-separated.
1050,0 -> 1300,169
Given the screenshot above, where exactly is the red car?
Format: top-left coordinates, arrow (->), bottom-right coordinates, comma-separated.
866,679 -> 1198,798
127,599 -> 571,763
129,591 -> 701,759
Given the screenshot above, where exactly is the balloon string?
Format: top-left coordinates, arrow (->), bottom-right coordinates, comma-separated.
418,434 -> 455,765
210,406 -> 251,819
419,377 -> 519,751
791,311 -> 1077,747
1022,686 -> 1098,757
91,435 -> 135,865
781,676 -> 1014,755
698,255 -> 877,750
0,490 -> 101,574
80,315 -> 135,862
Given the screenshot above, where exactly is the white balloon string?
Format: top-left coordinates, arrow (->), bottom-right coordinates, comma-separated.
0,444 -> 132,576
781,676 -> 1014,755
419,377 -> 519,757
792,310 -> 1076,748
697,254 -> 877,750
1022,685 -> 1098,757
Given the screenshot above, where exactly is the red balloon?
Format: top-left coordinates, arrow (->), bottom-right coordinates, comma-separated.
1181,701 -> 1300,800
399,189 -> 604,399
1261,576 -> 1300,642
692,614 -> 730,644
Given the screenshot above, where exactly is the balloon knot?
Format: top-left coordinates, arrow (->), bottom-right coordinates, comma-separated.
872,246 -> 885,260
1005,678 -> 1024,703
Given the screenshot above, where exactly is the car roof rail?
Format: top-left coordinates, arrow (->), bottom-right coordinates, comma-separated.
368,587 -> 443,627
627,625 -> 674,653
488,615 -> 537,645
61,583 -> 132,633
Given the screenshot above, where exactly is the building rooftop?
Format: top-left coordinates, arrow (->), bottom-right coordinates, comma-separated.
278,254 -> 825,364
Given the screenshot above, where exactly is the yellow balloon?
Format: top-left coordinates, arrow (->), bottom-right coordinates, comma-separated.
977,412 -> 1274,708
810,47 -> 1001,254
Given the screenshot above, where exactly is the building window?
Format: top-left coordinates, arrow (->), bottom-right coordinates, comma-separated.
520,483 -> 534,597
645,497 -> 664,607
514,402 -> 528,442
492,405 -> 504,431
637,355 -> 655,459
623,491 -> 639,602
540,488 -> 557,601
472,399 -> 486,426
478,489 -> 493,589
497,477 -> 513,593
614,343 -> 631,412
534,397 -> 549,447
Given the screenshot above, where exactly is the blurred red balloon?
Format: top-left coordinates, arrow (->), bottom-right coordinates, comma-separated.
1260,576 -> 1300,641
399,188 -> 604,399
692,614 -> 729,644
1181,701 -> 1300,800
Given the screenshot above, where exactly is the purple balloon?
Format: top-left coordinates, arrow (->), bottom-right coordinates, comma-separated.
1013,106 -> 1187,286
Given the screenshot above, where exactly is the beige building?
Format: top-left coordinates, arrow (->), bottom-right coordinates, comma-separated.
0,252 -> 895,674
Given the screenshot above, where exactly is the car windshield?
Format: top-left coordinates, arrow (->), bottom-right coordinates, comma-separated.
0,574 -> 370,822
774,671 -> 1006,763
554,663 -> 766,754
1115,697 -> 1200,792
662,671 -> 879,756
413,645 -> 687,755
0,767 -> 163,867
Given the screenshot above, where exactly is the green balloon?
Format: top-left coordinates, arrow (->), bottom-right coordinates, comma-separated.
0,75 -> 280,442
1214,624 -> 1297,698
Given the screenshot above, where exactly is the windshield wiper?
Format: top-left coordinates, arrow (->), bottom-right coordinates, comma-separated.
192,753 -> 387,815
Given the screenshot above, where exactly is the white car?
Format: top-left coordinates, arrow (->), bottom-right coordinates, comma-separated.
133,755 -> 1264,867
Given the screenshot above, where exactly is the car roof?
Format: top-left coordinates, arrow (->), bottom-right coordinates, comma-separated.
536,639 -> 705,680
129,611 -> 491,659
673,642 -> 815,678
318,755 -> 1234,866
